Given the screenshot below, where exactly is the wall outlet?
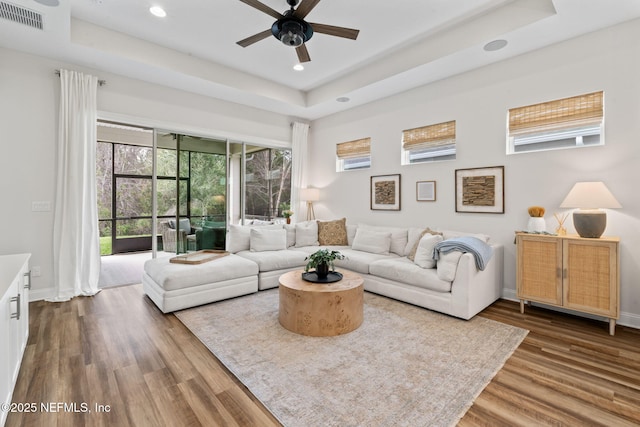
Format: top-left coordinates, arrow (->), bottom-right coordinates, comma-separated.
31,266 -> 42,277
32,201 -> 51,212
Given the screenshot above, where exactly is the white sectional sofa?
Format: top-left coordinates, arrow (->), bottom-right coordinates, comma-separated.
143,218 -> 503,319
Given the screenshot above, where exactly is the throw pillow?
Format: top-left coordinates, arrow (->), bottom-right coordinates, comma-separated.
228,224 -> 283,253
407,228 -> 443,261
284,224 -> 296,247
358,224 -> 408,256
413,234 -> 443,269
351,229 -> 392,254
436,251 -> 464,282
250,228 -> 287,252
169,218 -> 191,231
295,220 -> 319,247
317,218 -> 348,246
346,224 -> 358,246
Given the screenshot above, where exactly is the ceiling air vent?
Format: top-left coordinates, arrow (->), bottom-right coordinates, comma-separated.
0,1 -> 43,30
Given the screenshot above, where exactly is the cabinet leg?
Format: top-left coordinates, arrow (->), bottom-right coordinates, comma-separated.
609,319 -> 616,336
519,300 -> 525,314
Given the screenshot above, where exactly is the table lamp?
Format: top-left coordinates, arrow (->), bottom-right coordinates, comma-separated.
559,182 -> 621,238
300,188 -> 319,221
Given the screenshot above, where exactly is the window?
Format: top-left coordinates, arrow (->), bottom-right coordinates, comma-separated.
402,120 -> 456,165
508,91 -> 604,154
244,147 -> 292,221
336,138 -> 371,171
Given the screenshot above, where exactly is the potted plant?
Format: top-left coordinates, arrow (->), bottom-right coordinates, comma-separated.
527,205 -> 546,232
280,203 -> 294,224
304,249 -> 345,279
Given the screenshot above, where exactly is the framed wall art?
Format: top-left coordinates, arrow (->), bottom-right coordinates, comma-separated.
455,166 -> 504,213
416,181 -> 436,201
371,174 -> 401,211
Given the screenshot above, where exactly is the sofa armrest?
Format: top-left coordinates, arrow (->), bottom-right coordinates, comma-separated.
450,244 -> 504,319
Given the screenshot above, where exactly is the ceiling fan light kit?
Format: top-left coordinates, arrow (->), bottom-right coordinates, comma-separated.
237,0 -> 359,63
272,13 -> 313,47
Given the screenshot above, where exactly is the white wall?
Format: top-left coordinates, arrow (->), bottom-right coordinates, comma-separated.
0,47 -> 292,299
309,19 -> 640,327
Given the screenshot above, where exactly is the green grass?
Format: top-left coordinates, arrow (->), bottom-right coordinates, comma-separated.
100,236 -> 112,256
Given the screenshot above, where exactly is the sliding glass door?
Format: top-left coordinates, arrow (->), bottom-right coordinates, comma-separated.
97,121 -> 291,258
155,132 -> 228,254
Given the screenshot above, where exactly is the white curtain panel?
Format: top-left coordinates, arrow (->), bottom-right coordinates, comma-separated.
291,122 -> 310,222
49,69 -> 101,301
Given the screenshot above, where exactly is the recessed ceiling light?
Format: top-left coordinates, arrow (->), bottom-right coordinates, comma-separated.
293,64 -> 304,71
483,39 -> 508,52
336,97 -> 350,103
33,0 -> 59,6
149,6 -> 167,18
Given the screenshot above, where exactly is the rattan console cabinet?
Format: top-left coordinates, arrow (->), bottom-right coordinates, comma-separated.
516,232 -> 620,335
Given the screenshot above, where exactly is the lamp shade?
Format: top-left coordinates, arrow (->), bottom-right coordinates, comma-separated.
560,182 -> 621,238
560,182 -> 621,209
300,188 -> 320,202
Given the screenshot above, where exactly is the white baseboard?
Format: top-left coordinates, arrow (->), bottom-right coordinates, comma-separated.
501,287 -> 640,330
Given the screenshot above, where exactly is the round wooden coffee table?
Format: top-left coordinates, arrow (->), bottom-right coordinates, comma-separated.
278,269 -> 364,337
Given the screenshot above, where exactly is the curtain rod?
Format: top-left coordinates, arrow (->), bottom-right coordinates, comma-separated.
55,70 -> 106,86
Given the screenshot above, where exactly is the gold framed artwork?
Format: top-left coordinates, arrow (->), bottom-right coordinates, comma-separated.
455,166 -> 504,213
371,174 -> 401,211
416,181 -> 436,201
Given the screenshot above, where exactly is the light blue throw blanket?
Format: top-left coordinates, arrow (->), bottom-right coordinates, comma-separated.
433,236 -> 494,271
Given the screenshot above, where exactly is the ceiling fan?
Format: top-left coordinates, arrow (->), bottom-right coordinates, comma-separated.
236,0 -> 360,63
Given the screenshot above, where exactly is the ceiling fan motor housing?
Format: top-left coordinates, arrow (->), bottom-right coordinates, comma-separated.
272,13 -> 313,47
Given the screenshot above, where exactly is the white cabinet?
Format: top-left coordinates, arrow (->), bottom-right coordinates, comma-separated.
0,254 -> 30,427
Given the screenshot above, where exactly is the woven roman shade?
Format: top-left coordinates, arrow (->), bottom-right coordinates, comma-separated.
336,137 -> 371,159
509,91 -> 603,136
402,121 -> 456,150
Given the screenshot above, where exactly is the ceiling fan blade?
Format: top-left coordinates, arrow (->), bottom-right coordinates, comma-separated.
238,0 -> 283,20
293,0 -> 321,19
296,44 -> 311,63
310,23 -> 359,40
237,29 -> 272,47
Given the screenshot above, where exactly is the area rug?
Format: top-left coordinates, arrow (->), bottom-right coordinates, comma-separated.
175,290 -> 528,427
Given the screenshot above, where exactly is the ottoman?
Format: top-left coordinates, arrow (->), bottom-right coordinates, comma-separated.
142,254 -> 259,313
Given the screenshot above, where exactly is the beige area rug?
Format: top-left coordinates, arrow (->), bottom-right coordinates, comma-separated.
175,290 -> 528,427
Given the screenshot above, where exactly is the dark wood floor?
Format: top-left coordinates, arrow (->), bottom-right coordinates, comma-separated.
6,285 -> 640,426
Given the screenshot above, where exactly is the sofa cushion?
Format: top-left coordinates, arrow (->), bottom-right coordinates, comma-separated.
352,229 -> 391,255
437,251 -> 464,281
250,228 -> 287,252
295,220 -> 319,247
332,248 -> 398,275
317,218 -> 348,246
235,249 -> 307,272
414,234 -> 443,269
228,224 -> 283,253
358,224 -> 408,256
144,254 -> 258,291
369,257 -> 452,292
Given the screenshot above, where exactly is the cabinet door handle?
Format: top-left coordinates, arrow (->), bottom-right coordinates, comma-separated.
10,293 -> 21,320
557,267 -> 562,278
563,268 -> 567,279
24,270 -> 31,290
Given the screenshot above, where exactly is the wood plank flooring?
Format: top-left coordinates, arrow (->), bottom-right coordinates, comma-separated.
6,285 -> 640,426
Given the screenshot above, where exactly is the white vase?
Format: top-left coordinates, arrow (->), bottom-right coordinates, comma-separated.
527,217 -> 546,233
